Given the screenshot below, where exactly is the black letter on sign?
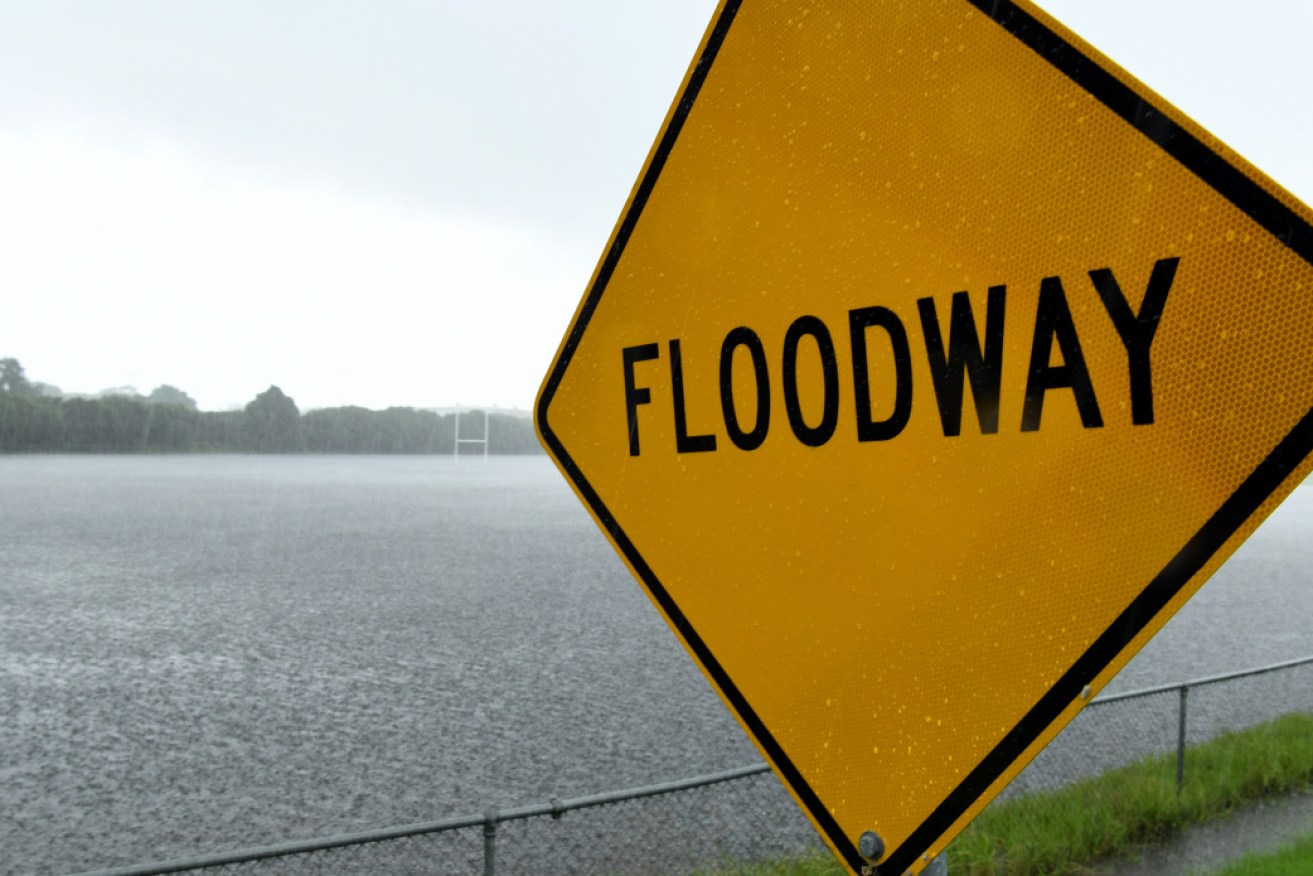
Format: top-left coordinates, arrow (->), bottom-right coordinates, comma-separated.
1089,256 -> 1179,426
719,327 -> 771,451
669,339 -> 717,453
849,306 -> 912,441
623,343 -> 660,456
1021,276 -> 1104,431
782,316 -> 840,447
917,285 -> 1006,437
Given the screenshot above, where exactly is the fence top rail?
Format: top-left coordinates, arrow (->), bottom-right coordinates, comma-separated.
65,811 -> 493,876
1090,653 -> 1313,705
498,762 -> 774,822
64,763 -> 775,876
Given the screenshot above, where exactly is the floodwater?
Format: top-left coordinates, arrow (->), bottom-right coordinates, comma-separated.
1,455 -> 1310,874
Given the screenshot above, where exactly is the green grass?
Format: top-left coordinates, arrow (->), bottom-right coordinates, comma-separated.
951,712 -> 1313,875
1203,830 -> 1313,876
707,712 -> 1313,876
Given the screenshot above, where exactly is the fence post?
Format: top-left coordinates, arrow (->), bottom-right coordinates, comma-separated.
1176,684 -> 1189,792
483,808 -> 499,876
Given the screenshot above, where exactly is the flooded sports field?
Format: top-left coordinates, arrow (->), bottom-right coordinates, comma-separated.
2,455 -> 1310,874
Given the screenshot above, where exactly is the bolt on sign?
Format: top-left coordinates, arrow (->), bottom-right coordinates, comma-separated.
536,1 -> 1313,873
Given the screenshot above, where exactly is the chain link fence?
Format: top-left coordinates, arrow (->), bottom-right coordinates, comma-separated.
70,656 -> 1313,876
1008,654 -> 1313,798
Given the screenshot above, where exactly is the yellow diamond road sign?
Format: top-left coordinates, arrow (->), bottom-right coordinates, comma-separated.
537,1 -> 1313,873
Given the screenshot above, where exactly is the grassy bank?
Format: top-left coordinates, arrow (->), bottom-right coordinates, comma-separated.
712,712 -> 1313,876
950,712 -> 1313,874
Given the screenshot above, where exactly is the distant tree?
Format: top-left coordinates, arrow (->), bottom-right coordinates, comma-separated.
0,394 -> 62,451
302,405 -> 379,452
143,401 -> 200,451
0,358 -> 35,396
146,384 -> 198,411
488,412 -> 542,454
60,397 -> 103,450
31,382 -> 63,398
382,407 -> 448,453
100,395 -> 151,450
196,409 -> 246,451
244,385 -> 303,452
300,405 -> 455,453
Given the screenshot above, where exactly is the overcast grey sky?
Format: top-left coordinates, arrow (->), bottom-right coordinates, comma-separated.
1,1 -> 1309,412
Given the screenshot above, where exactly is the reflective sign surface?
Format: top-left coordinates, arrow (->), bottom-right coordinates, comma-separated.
537,1 -> 1313,872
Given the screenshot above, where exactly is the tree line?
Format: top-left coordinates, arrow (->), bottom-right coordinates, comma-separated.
0,359 -> 540,455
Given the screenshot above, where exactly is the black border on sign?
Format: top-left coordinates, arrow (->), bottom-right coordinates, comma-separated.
536,1 -> 1313,873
